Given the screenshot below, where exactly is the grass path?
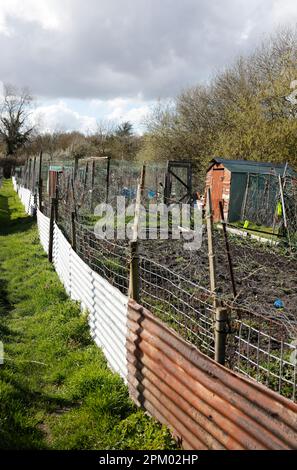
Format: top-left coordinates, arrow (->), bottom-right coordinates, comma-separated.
0,179 -> 175,450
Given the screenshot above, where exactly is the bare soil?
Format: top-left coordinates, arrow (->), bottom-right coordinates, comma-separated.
140,230 -> 297,322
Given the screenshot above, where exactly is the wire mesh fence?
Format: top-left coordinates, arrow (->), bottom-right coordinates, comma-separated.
75,222 -> 130,295
12,156 -> 297,403
227,310 -> 297,402
242,172 -> 297,251
139,256 -> 216,357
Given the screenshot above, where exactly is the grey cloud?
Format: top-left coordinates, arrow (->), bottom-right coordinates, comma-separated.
0,0 -> 295,100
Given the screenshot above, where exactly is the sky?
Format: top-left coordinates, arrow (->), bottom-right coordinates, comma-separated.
0,0 -> 297,134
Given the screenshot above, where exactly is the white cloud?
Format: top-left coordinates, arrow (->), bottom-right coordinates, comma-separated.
271,0 -> 297,25
1,1 -> 297,133
30,97 -> 151,134
105,97 -> 151,128
1,0 -> 297,101
0,0 -> 62,35
31,100 -> 97,134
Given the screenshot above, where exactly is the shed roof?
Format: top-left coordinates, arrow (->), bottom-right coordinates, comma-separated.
49,165 -> 64,172
209,158 -> 297,177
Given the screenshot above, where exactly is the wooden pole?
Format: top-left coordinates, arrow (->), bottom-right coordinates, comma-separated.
38,151 -> 43,211
32,156 -> 36,192
90,160 -> 95,211
219,201 -> 237,299
129,165 -> 146,302
271,165 -> 288,244
131,165 -> 146,242
71,177 -> 77,218
241,173 -> 250,220
129,240 -> 140,302
206,187 -> 217,308
54,173 -> 59,222
27,158 -> 32,189
278,174 -> 288,228
106,156 -> 111,204
84,162 -> 89,189
215,307 -> 228,365
65,174 -> 70,204
278,174 -> 292,250
48,197 -> 57,263
74,156 -> 79,181
71,211 -> 77,252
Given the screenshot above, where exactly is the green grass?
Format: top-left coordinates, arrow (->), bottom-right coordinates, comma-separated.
0,179 -> 176,450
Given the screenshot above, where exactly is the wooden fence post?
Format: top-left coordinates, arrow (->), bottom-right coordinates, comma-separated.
106,156 -> 111,204
90,159 -> 95,211
71,211 -> 77,252
74,156 -> 79,181
48,197 -> 57,263
129,165 -> 146,302
54,173 -> 59,222
129,240 -> 140,303
215,307 -> 228,365
38,150 -> 43,212
241,173 -> 250,220
219,201 -> 237,299
32,156 -> 36,192
27,158 -> 32,189
206,187 -> 217,308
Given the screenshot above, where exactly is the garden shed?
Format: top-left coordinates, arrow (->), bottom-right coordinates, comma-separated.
205,158 -> 297,225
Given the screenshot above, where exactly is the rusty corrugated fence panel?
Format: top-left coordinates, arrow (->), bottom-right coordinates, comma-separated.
127,300 -> 297,450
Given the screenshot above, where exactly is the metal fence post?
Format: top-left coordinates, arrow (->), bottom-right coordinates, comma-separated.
215,307 -> 228,365
48,197 -> 57,263
129,240 -> 140,303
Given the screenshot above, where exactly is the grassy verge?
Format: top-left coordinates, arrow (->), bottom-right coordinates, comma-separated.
0,179 -> 176,450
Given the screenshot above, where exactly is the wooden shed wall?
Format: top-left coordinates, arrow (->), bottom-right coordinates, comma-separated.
205,163 -> 231,222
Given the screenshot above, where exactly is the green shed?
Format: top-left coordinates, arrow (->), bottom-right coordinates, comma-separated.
205,158 -> 297,225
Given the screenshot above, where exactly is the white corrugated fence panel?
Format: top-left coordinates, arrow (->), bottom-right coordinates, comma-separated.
37,209 -> 50,254
53,224 -> 71,294
18,186 -> 35,215
91,271 -> 128,380
14,185 -> 129,382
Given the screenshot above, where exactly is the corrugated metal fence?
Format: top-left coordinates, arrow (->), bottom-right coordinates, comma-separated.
127,301 -> 297,450
14,179 -> 297,450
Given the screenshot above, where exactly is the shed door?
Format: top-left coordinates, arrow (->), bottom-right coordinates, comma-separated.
212,169 -> 224,222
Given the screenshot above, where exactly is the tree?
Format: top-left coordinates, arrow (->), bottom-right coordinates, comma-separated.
114,121 -> 133,138
89,120 -> 116,157
0,84 -> 34,157
144,25 -> 297,183
111,121 -> 140,160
